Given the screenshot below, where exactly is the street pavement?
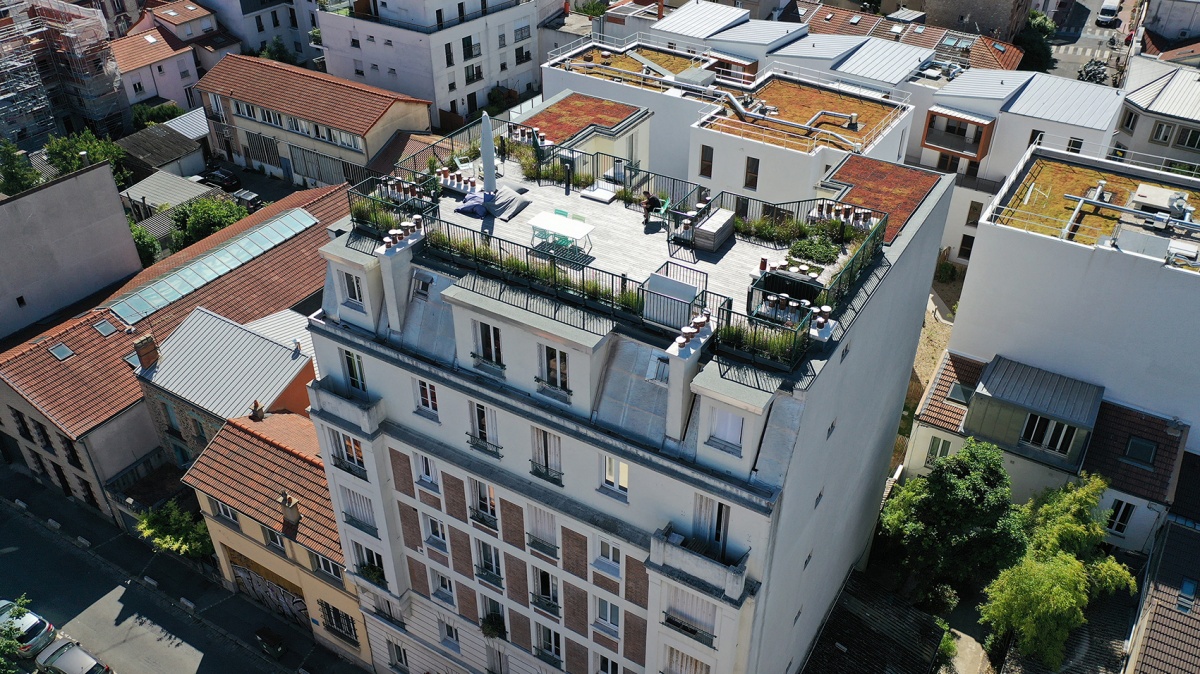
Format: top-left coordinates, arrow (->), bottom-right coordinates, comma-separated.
0,467 -> 366,674
1047,0 -> 1135,80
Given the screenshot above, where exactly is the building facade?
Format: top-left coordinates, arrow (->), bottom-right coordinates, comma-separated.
110,26 -> 199,111
1115,56 -> 1200,180
190,0 -> 319,63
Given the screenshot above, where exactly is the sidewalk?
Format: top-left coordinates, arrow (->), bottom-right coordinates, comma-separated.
0,466 -> 366,674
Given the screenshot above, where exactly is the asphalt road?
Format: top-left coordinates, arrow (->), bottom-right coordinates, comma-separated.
0,507 -> 271,674
1047,0 -> 1128,80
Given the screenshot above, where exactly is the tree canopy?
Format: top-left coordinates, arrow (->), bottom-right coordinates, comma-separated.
132,103 -> 187,130
979,473 -> 1137,669
1015,11 -> 1057,72
169,197 -> 248,251
136,499 -> 214,559
881,439 -> 1027,601
0,594 -> 30,674
258,37 -> 299,65
44,129 -> 131,188
0,140 -> 42,197
130,219 -> 161,267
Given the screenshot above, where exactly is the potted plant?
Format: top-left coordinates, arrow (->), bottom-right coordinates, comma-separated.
614,289 -> 643,320
358,563 -> 387,588
481,612 -> 507,639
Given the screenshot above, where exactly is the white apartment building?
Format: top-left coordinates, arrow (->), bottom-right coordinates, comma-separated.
317,0 -> 540,129
905,143 -> 1199,554
1116,56 -> 1200,178
304,114 -> 953,673
1145,0 -> 1200,40
192,0 -> 319,63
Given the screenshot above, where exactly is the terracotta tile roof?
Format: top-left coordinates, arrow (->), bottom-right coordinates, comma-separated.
1131,524 -> 1200,674
183,413 -> 343,562
916,351 -> 985,433
148,0 -> 211,26
797,2 -> 881,36
831,155 -> 943,243
0,184 -> 349,439
1171,453 -> 1200,522
971,37 -> 1025,70
900,24 -> 948,50
196,55 -> 430,137
366,131 -> 442,174
1142,30 -> 1200,61
111,26 -> 190,72
520,93 -> 640,144
1081,402 -> 1187,504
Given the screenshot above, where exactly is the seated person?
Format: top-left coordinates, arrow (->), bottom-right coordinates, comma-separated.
641,191 -> 662,224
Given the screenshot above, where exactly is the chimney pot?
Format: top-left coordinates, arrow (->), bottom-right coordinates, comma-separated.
278,489 -> 301,526
250,399 -> 265,421
133,334 -> 158,369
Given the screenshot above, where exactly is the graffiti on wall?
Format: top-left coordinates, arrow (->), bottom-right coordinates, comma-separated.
231,563 -> 310,627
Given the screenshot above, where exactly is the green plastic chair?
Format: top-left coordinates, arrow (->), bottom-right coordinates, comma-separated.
571,214 -> 586,223
532,226 -> 550,244
554,209 -> 569,218
553,234 -> 573,248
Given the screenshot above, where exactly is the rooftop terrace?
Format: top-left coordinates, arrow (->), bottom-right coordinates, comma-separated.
992,150 -> 1200,269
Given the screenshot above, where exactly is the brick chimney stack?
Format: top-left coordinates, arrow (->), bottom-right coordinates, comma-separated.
133,334 -> 158,370
278,489 -> 301,526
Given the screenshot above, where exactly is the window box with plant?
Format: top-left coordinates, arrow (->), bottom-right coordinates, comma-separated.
481,611 -> 507,639
357,563 -> 388,590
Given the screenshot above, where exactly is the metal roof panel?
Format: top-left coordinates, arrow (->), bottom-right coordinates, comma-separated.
975,355 -> 1105,429
651,0 -> 749,39
832,38 -> 934,85
1003,73 -> 1126,130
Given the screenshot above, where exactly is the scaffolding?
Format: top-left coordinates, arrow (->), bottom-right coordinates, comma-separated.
0,0 -> 55,148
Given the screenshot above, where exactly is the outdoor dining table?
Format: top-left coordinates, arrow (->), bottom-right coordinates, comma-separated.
529,211 -> 595,252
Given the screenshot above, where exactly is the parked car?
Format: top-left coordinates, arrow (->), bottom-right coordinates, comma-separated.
0,599 -> 57,658
35,639 -> 113,674
197,168 -> 242,192
1096,0 -> 1120,25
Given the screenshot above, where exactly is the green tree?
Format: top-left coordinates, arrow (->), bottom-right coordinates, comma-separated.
1015,11 -> 1057,72
0,594 -> 31,674
132,103 -> 187,130
169,197 -> 248,250
44,129 -> 131,188
0,140 -> 42,197
1028,10 -> 1057,37
130,219 -> 160,267
136,499 -> 214,559
882,439 -> 1027,601
979,474 -> 1137,669
258,37 -> 299,65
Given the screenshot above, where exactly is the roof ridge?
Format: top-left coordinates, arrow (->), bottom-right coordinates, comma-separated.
182,306 -> 305,354
226,416 -> 324,469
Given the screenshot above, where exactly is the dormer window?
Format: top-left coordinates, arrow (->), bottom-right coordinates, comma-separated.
341,271 -> 363,308
1020,414 -> 1076,455
1179,578 -> 1197,613
947,381 -> 973,404
708,407 -> 744,453
1124,436 -> 1157,467
412,271 -> 434,299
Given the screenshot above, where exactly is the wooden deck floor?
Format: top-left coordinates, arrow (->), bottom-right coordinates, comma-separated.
437,165 -> 788,303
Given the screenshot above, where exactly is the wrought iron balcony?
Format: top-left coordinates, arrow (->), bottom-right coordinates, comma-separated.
475,564 -> 503,588
332,454 -> 368,481
529,461 -> 564,486
470,507 -> 499,529
534,647 -> 562,669
527,532 -> 559,558
534,377 -> 572,403
531,593 -> 560,616
463,42 -> 482,60
343,512 -> 379,538
470,352 -> 506,376
466,433 -> 503,459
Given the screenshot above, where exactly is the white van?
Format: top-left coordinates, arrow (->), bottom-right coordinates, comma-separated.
1096,0 -> 1120,26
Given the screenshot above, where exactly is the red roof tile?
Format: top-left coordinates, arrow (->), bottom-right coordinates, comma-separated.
831,155 -> 943,243
183,414 -> 343,562
798,2 -> 881,36
0,184 -> 349,439
520,94 -> 640,145
900,24 -> 948,50
916,351 -> 985,433
148,0 -> 212,26
971,37 -> 1025,70
1081,402 -> 1188,504
1131,524 -> 1200,674
196,55 -> 430,137
111,26 -> 190,73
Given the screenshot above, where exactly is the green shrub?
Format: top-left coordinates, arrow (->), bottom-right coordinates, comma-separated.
615,188 -> 636,204
789,236 -> 840,265
501,255 -> 531,277
581,279 -> 613,301
935,261 -> 958,283
572,171 -> 595,189
716,323 -> 747,349
576,0 -> 608,17
925,583 -> 960,615
935,618 -> 958,664
616,290 -> 643,313
427,155 -> 440,173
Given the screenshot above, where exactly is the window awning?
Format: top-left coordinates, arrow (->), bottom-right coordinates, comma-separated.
929,104 -> 995,127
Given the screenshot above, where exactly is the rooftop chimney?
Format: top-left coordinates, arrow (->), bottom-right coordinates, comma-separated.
249,399 -> 265,421
278,489 -> 301,526
658,0 -> 664,20
133,334 -> 158,370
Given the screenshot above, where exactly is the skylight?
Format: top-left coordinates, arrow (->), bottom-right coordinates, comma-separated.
93,319 -> 117,336
849,15 -> 861,24
49,343 -> 74,361
942,36 -> 958,47
947,381 -> 974,405
994,42 -> 1007,52
165,9 -> 178,15
107,209 -> 317,326
144,34 -> 157,43
123,352 -> 140,368
890,24 -> 903,33
914,25 -> 925,33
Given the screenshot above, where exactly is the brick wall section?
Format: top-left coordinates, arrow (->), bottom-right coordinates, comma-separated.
566,636 -> 588,674
504,552 -> 529,607
428,549 -> 449,568
625,555 -> 648,609
594,630 -> 618,653
562,526 -> 588,579
563,581 -> 588,636
623,612 -> 647,665
398,502 -> 422,551
593,571 -> 619,595
407,557 -> 429,597
508,609 -> 532,651
390,448 -> 415,497
443,473 -> 468,522
449,527 -> 473,579
418,489 -> 442,511
500,498 -> 525,549
458,584 -> 478,625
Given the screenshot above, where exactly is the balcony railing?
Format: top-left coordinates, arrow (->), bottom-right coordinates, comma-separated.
475,564 -> 503,588
466,433 -> 503,459
465,67 -> 483,84
514,25 -> 530,42
333,0 -> 531,35
515,50 -> 532,65
343,512 -> 379,538
663,612 -> 716,648
332,454 -> 369,481
527,532 -> 559,558
923,127 -> 983,157
953,171 -> 1003,194
529,461 -> 563,487
531,593 -> 560,616
470,507 -> 499,529
534,648 -> 562,668
470,352 -> 506,375
463,42 -> 482,60
534,377 -> 572,403
355,563 -> 388,591
373,607 -> 406,630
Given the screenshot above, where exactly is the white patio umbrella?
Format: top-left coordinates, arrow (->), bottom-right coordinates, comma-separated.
481,112 -> 497,193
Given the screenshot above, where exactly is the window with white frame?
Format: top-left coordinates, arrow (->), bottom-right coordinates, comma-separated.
210,496 -> 238,524
342,349 -> 366,395
528,504 -> 558,556
318,600 -> 359,643
1020,414 -> 1077,455
468,401 -> 498,452
665,586 -> 718,648
1177,126 -> 1200,150
387,640 -> 408,670
341,270 -> 363,306
415,452 -> 438,488
708,407 -> 744,449
473,320 -> 503,367
1151,122 -> 1174,144
431,569 -> 455,604
258,107 -> 283,126
286,116 -> 308,134
664,645 -> 712,674
262,525 -> 285,552
693,494 -> 730,557
415,379 -> 438,418
596,596 -> 620,632
310,551 -> 344,579
602,456 -> 629,495
532,566 -> 559,613
339,485 -> 376,531
440,619 -> 458,645
353,540 -> 384,571
535,623 -> 562,665
1121,109 -> 1138,132
531,427 -> 562,483
538,344 -> 570,393
1107,499 -> 1134,535
330,429 -> 365,469
424,514 -> 447,550
596,538 -> 621,576
470,478 -> 498,525
476,539 -> 502,580
598,654 -> 619,674
925,436 -> 951,467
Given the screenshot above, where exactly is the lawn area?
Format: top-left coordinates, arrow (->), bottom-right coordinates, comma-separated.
634,47 -> 700,74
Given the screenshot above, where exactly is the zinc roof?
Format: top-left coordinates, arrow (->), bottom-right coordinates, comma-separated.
116,124 -> 200,168
832,39 -> 933,85
710,19 -> 805,46
976,355 -> 1105,429
1003,73 -> 1125,131
651,0 -> 749,39
138,307 -> 310,418
246,309 -> 319,378
122,170 -> 214,209
1126,64 -> 1200,122
771,33 -> 867,60
162,107 -> 210,141
936,68 -> 1034,99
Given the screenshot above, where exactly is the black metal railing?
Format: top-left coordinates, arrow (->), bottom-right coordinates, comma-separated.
534,377 -> 572,402
465,66 -> 483,84
529,461 -> 563,486
531,593 -> 560,616
463,42 -> 482,60
333,455 -> 369,481
470,507 -> 499,529
527,533 -> 559,557
534,648 -> 562,668
514,25 -> 530,42
662,612 -> 716,648
466,433 -> 504,458
336,0 -> 531,34
714,307 -> 811,372
343,512 -> 379,537
475,564 -> 503,588
373,608 -> 406,630
515,49 -> 532,64
470,352 -> 506,374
